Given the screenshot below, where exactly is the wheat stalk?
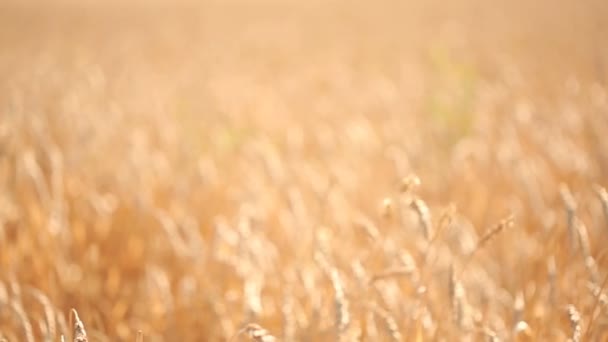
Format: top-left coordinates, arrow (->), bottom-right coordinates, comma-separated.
513,290 -> 525,323
26,287 -> 57,341
560,184 -> 578,251
10,300 -> 35,342
477,214 -> 515,249
567,305 -> 582,342
482,327 -> 500,342
573,218 -> 600,284
449,265 -> 469,331
399,174 -> 421,193
587,282 -> 608,314
547,255 -> 557,306
584,272 -> 608,338
70,309 -> 88,342
459,215 -> 515,277
593,184 -> 608,228
231,323 -> 277,342
57,309 -> 69,340
330,268 -> 351,340
369,266 -> 415,284
410,198 -> 432,240
381,197 -> 395,220
244,274 -> 264,319
281,287 -> 296,341
370,304 -> 401,342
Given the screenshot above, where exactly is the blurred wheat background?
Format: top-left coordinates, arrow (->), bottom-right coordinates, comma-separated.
1,0 -> 608,341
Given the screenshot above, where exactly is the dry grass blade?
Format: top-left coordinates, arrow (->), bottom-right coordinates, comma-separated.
136,330 -> 144,342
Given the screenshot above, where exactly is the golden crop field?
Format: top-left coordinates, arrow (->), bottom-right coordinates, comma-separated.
1,0 -> 608,340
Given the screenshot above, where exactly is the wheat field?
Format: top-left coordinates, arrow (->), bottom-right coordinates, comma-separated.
1,0 -> 608,341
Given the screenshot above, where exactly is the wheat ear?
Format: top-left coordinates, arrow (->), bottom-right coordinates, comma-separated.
70,309 -> 88,342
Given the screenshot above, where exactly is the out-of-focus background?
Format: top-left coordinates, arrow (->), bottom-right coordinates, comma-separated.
1,1 -> 608,341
